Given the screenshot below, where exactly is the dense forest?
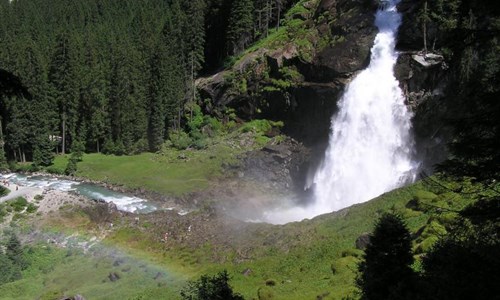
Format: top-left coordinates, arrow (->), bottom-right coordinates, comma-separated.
0,0 -> 297,165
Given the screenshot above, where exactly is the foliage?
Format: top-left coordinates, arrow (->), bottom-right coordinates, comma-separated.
180,270 -> 244,300
169,131 -> 193,150
9,197 -> 29,212
0,233 -> 28,285
65,139 -> 85,175
0,185 -> 8,197
32,136 -> 55,168
64,157 -> 78,176
70,139 -> 85,162
239,119 -> 283,135
420,198 -> 500,300
427,0 -> 500,183
357,213 -> 416,300
0,146 -> 8,171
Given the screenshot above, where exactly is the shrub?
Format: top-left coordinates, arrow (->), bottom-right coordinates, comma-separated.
26,203 -> 38,213
65,158 -> 78,176
258,287 -> 274,300
169,131 -> 192,150
180,270 -> 244,300
9,197 -> 28,212
101,139 -> 115,155
0,185 -> 8,197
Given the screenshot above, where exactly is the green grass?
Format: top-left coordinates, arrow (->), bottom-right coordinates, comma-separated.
0,244 -> 182,300
52,140 -> 241,196
0,176 -> 484,300
173,178 -> 480,300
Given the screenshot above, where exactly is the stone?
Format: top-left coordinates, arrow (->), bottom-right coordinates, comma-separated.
242,268 -> 252,276
412,53 -> 444,68
355,233 -> 371,250
108,272 -> 120,282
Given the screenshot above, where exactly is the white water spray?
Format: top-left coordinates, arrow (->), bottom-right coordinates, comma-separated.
263,0 -> 417,224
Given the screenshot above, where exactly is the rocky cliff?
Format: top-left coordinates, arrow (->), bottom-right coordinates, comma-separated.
198,0 -> 483,191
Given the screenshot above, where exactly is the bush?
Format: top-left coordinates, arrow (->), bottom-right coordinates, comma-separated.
9,197 -> 28,212
65,158 -> 78,176
169,131 -> 192,150
0,185 -> 9,197
258,287 -> 274,300
46,166 -> 64,175
180,270 -> 244,300
26,203 -> 38,213
101,139 -> 116,155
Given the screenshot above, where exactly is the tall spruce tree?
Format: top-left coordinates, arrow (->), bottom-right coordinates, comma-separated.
48,32 -> 78,154
357,214 -> 416,300
226,0 -> 254,55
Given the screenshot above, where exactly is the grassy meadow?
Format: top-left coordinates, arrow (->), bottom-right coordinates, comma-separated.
0,176 -> 480,300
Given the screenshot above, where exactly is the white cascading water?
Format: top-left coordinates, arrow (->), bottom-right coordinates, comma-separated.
263,0 -> 417,224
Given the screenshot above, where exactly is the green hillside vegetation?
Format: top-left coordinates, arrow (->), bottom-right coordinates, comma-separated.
0,176 -> 490,299
0,0 -> 498,299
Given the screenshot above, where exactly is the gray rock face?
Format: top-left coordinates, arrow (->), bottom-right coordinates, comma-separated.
356,233 -> 371,250
197,0 -> 378,148
240,138 -> 310,192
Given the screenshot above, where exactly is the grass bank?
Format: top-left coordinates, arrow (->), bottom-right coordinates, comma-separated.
51,144 -> 241,196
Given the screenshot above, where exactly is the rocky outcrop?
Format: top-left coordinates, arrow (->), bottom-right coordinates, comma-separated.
239,137 -> 310,192
198,0 -> 379,148
394,0 -> 454,173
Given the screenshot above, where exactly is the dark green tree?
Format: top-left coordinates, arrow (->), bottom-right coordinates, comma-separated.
421,198 -> 500,300
180,270 -> 244,300
48,32 -> 78,155
6,233 -> 27,272
226,0 -> 254,55
32,134 -> 55,168
0,251 -> 19,284
357,213 -> 416,300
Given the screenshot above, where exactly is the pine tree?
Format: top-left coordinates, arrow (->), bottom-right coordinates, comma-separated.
226,0 -> 254,55
357,213 -> 416,300
48,32 -> 78,155
32,134 -> 55,168
6,233 -> 27,271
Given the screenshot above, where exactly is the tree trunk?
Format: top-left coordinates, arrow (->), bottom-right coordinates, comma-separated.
97,140 -> 100,153
276,0 -> 281,30
21,146 -> 25,163
0,117 -> 4,154
62,112 -> 66,154
423,1 -> 428,53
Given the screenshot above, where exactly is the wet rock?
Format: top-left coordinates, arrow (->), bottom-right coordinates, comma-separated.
108,272 -> 120,282
59,295 -> 85,300
113,258 -> 125,267
154,272 -> 165,280
122,266 -> 131,272
355,233 -> 371,250
412,53 -> 444,69
239,137 -> 310,192
242,268 -> 253,276
107,201 -> 118,212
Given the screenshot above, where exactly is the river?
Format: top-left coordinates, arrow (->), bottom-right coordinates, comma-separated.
0,173 -> 157,213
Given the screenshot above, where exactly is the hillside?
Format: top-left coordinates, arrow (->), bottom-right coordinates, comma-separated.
0,0 -> 499,299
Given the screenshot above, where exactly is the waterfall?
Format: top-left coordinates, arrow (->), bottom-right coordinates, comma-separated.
313,0 -> 416,212
263,0 -> 417,224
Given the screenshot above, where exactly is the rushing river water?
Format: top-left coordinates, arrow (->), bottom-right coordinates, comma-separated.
0,173 -> 157,213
